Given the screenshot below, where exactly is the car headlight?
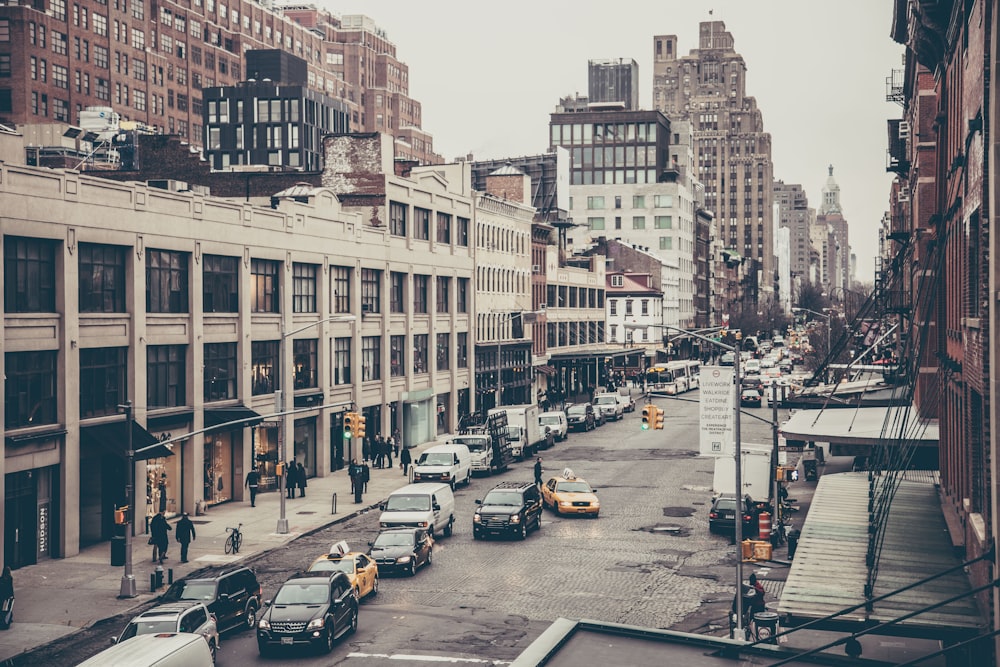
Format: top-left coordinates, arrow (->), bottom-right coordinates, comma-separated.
442,473 -> 451,480
258,618 -> 270,629
511,514 -> 521,523
473,514 -> 482,524
397,555 -> 412,563
306,618 -> 325,630
559,500 -> 572,507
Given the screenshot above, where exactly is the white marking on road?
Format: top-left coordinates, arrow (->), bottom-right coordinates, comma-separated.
195,553 -> 247,563
347,653 -> 510,664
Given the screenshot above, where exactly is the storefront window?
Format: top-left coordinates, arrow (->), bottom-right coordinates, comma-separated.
293,418 -> 316,478
254,424 -> 279,491
204,433 -> 233,505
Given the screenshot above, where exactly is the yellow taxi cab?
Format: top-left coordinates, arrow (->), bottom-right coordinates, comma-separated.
541,468 -> 600,518
307,540 -> 379,600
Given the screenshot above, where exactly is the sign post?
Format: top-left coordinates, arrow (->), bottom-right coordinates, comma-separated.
699,366 -> 735,457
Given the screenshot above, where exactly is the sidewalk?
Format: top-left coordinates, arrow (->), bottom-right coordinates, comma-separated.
0,441 -> 438,662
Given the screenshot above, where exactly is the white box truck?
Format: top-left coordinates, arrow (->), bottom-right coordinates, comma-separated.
712,443 -> 773,504
488,405 -> 543,460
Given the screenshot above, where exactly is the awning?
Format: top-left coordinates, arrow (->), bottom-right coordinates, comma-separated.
548,348 -> 633,362
80,420 -> 173,460
777,472 -> 983,639
535,365 -> 556,376
204,406 -> 263,429
780,406 -> 939,447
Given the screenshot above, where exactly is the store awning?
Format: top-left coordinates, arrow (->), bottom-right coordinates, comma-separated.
548,348 -> 634,362
80,420 -> 173,460
780,406 -> 939,447
204,406 -> 263,430
535,365 -> 556,376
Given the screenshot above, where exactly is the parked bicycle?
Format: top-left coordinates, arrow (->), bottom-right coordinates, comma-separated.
225,523 -> 243,554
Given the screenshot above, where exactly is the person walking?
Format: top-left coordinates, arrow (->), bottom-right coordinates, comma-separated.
285,460 -> 296,499
150,510 -> 171,564
0,566 -> 14,629
349,460 -> 363,503
399,445 -> 412,477
244,467 -> 260,507
534,457 -> 544,487
362,437 -> 372,465
385,438 -> 393,469
175,512 -> 196,563
296,461 -> 307,497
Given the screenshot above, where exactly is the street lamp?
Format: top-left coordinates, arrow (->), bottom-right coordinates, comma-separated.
492,310 -> 542,409
627,323 -> 748,638
792,307 -> 832,357
276,314 -> 356,534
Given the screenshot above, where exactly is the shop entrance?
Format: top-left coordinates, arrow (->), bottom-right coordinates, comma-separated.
5,470 -> 37,569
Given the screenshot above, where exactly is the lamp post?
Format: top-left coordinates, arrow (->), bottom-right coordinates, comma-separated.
276,314 -> 356,534
792,307 -> 831,357
492,310 -> 541,409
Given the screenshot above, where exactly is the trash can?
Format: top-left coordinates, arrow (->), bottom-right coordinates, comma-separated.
787,528 -> 801,559
754,611 -> 779,643
111,535 -> 126,566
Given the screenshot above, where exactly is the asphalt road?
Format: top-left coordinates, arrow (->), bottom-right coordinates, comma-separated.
30,389 -> 789,666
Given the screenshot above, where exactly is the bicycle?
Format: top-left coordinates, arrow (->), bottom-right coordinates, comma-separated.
225,523 -> 243,554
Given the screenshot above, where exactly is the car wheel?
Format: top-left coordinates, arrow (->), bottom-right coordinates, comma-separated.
473,529 -> 481,540
209,639 -> 217,664
349,606 -> 358,635
245,603 -> 258,631
409,559 -> 417,577
518,521 -> 527,540
450,479 -> 456,491
323,624 -> 335,654
426,548 -> 433,566
444,517 -> 454,537
535,513 -> 543,531
371,576 -> 379,597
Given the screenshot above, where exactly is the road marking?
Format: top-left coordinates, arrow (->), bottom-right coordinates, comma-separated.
347,653 -> 511,664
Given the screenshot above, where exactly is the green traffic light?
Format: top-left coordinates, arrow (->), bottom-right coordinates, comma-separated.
343,431 -> 352,439
641,423 -> 649,430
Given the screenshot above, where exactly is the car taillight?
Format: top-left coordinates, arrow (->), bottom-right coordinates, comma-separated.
743,514 -> 752,522
709,512 -> 718,519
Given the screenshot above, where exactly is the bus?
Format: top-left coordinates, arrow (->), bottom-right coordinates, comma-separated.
645,360 -> 701,396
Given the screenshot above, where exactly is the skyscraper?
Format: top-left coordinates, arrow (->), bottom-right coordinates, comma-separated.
588,58 -> 639,110
816,165 -> 851,291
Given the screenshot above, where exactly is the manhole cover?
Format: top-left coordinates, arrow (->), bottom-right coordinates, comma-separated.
296,511 -> 317,515
662,506 -> 696,518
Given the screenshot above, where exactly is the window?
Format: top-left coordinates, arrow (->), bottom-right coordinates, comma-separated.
94,45 -> 108,69
390,272 -> 405,313
659,237 -> 673,250
147,345 -> 186,408
413,334 -> 428,374
80,347 -> 126,418
390,335 -> 404,377
361,336 -> 380,381
457,277 -> 469,313
414,207 -> 430,240
389,201 -> 407,237
204,342 -> 236,402
587,196 -> 605,209
293,339 -> 317,389
5,236 -> 56,312
588,217 -> 605,230
641,299 -> 649,315
436,333 -> 449,371
146,249 -> 189,313
5,351 -> 57,428
413,275 -> 428,313
457,332 -> 468,368
92,13 -> 107,36
436,276 -> 450,313
0,19 -> 8,42
632,216 -> 646,230
251,340 -> 279,395
457,217 -> 470,246
654,194 -> 674,208
633,195 -> 645,208
332,337 -> 351,385
203,255 -> 238,313
79,243 -> 125,313
436,212 -> 451,243
331,266 -> 350,314
52,31 -> 68,55
361,268 -> 380,314
0,54 -> 9,77
655,216 -> 673,229
292,263 -> 317,313
251,259 -> 280,313
609,300 -> 617,316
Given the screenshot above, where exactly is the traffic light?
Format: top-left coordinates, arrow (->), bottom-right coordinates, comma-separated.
343,412 -> 356,439
654,407 -> 665,430
355,414 -> 367,440
641,404 -> 654,430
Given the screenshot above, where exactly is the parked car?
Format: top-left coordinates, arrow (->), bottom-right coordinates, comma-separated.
161,566 -> 262,634
82,633 -> 215,667
256,571 -> 358,656
708,494 -> 756,536
307,540 -> 379,600
740,388 -> 763,407
720,352 -> 736,367
368,527 -> 434,576
473,481 -> 544,540
115,601 -> 219,663
565,403 -> 596,432
593,393 -> 625,421
538,411 -> 569,442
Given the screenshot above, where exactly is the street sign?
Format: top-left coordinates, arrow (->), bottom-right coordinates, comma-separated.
699,365 -> 735,457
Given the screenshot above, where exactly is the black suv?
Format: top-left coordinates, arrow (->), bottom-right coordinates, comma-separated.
473,481 -> 543,540
161,565 -> 262,634
257,571 -> 358,656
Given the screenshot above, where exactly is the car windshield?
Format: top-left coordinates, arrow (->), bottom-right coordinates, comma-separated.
540,416 -> 562,425
372,532 -> 416,548
384,494 -> 431,512
482,491 -> 522,506
121,619 -> 178,640
567,406 -> 586,415
555,481 -> 592,493
417,452 -> 454,466
274,582 -> 329,605
714,499 -> 737,511
505,426 -> 522,437
163,580 -> 217,602
309,557 -> 354,574
453,437 -> 487,452
594,397 -> 616,405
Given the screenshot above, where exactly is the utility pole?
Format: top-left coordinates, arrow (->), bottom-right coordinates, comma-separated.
118,401 -> 137,598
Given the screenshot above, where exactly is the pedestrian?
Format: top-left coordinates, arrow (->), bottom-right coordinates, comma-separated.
361,461 -> 371,492
362,437 -> 371,465
285,460 -> 296,499
0,566 -> 14,630
349,460 -> 363,503
749,573 -> 767,611
296,461 -> 307,497
244,467 -> 260,507
389,434 -> 399,458
373,435 -> 384,469
385,438 -> 393,469
534,457 -> 543,487
175,512 -> 196,563
400,445 -> 412,477
150,510 -> 171,563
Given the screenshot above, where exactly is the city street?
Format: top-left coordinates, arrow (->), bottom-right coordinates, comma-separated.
38,388 -> 790,665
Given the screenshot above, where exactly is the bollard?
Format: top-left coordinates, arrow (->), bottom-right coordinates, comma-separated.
155,564 -> 164,589
168,568 -> 174,585
150,573 -> 156,592
331,492 -> 337,515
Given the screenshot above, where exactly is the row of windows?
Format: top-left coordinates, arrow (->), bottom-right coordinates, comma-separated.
551,121 -> 659,146
587,215 -> 675,231
545,284 -> 605,310
583,194 -> 675,210
608,299 -> 651,317
545,320 -> 606,348
5,332 -> 470,429
388,201 -> 470,245
4,237 -> 471,317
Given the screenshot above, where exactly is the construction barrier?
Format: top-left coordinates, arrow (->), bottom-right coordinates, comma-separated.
758,511 -> 771,541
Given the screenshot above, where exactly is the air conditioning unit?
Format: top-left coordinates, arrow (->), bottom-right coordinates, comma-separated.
897,189 -> 910,203
532,264 -> 541,273
361,303 -> 373,314
898,121 -> 910,139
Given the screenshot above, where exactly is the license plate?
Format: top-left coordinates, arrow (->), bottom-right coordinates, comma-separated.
281,637 -> 294,645
723,512 -> 734,519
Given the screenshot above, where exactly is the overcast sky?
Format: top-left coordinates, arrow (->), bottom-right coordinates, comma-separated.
334,1 -> 903,281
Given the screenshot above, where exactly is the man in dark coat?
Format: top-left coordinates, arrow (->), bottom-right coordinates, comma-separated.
175,512 -> 196,563
349,460 -> 363,503
399,446 -> 412,477
285,460 -> 296,499
244,467 -> 260,507
150,510 -> 171,563
296,461 -> 307,497
534,457 -> 544,487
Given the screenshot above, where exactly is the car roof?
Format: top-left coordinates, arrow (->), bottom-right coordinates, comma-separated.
286,570 -> 345,583
134,601 -> 205,618
181,566 -> 254,583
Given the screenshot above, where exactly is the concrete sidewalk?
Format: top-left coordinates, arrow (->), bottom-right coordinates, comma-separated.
0,441 -> 438,662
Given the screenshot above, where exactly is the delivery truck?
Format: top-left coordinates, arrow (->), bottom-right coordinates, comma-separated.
712,442 -> 773,504
488,404 -> 543,460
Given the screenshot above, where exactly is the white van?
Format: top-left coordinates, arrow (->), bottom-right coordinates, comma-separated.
379,482 -> 456,538
412,443 -> 472,490
76,632 -> 214,667
538,411 -> 568,442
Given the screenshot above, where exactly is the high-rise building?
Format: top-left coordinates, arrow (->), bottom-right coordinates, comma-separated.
773,181 -> 815,286
588,58 -> 639,110
816,165 -> 851,291
652,21 -> 775,307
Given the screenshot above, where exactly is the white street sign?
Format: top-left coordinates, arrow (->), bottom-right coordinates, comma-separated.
699,365 -> 735,457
